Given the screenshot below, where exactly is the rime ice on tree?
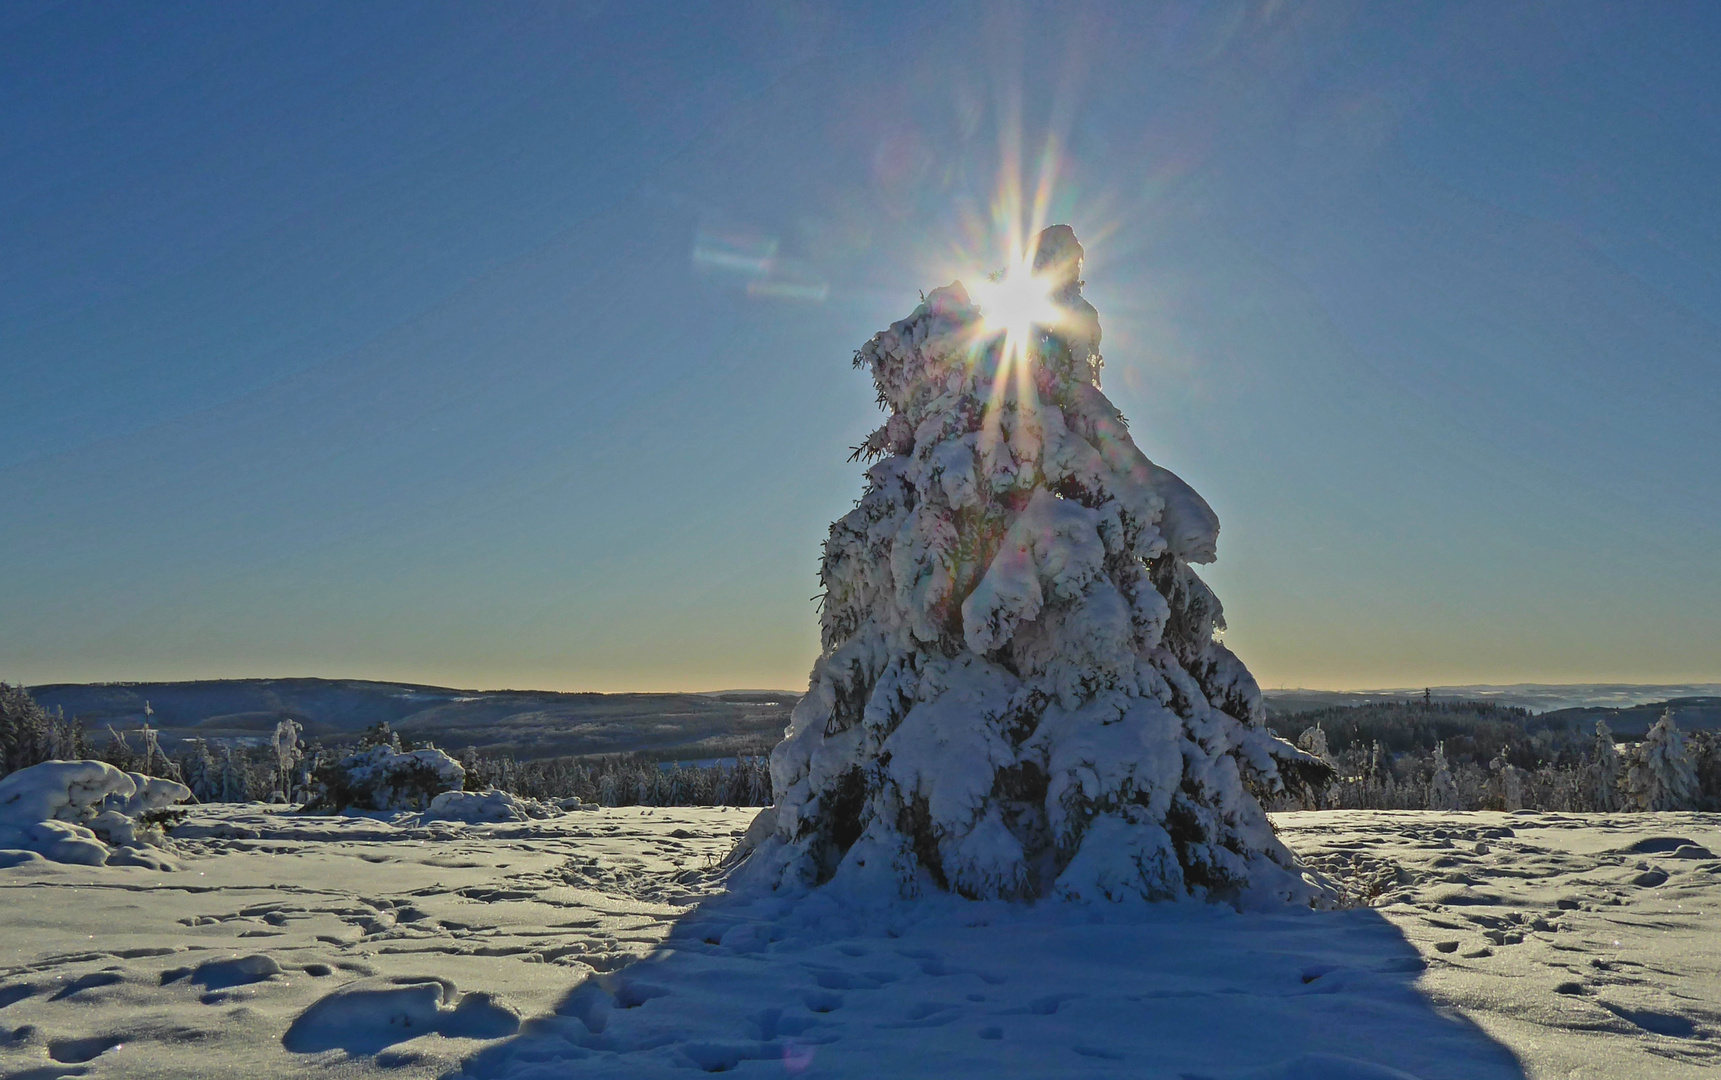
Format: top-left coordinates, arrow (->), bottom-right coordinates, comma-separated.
766,226 -> 1329,905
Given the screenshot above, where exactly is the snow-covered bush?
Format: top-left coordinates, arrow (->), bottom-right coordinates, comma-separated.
309,743 -> 465,812
0,759 -> 190,865
1622,710 -> 1698,812
764,226 -> 1329,906
418,788 -> 558,824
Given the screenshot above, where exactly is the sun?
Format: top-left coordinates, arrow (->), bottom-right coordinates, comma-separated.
969,250 -> 1063,400
972,253 -> 1060,350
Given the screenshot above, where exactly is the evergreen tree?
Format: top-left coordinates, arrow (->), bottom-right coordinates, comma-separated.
273,718 -> 305,802
1489,750 -> 1523,811
216,744 -> 250,803
1590,720 -> 1622,812
1427,743 -> 1459,811
767,226 -> 1328,904
180,738 -> 217,802
1622,710 -> 1698,812
1296,723 -> 1330,761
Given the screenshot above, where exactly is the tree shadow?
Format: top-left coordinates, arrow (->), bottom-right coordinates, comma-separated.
450,864 -> 1528,1080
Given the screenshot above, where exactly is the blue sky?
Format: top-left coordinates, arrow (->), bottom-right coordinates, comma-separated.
3,1 -> 1717,692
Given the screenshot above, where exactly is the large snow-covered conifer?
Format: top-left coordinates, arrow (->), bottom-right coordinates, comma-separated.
766,226 -> 1328,905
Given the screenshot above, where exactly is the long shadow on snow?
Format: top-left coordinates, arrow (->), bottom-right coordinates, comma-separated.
450,855 -> 1527,1080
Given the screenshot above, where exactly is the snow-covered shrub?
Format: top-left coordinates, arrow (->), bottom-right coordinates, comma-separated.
417,788 -> 558,824
765,226 -> 1330,906
1622,710 -> 1698,812
0,759 -> 190,865
309,744 -> 465,812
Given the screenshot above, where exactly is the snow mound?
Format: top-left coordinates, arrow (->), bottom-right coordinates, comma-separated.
418,788 -> 559,824
283,977 -> 519,1055
312,744 -> 465,812
0,759 -> 189,866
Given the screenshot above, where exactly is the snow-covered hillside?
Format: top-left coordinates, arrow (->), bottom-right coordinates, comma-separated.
1,805 -> 1716,1078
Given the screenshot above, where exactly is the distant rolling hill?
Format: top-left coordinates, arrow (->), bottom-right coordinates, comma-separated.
1259,683 -> 1721,717
1533,697 -> 1721,740
27,679 -> 797,762
28,679 -> 1718,764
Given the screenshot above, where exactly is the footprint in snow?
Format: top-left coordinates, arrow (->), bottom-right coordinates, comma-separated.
48,1033 -> 124,1063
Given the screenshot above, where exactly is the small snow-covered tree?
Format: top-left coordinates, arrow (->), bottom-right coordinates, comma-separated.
766,226 -> 1329,905
1622,709 -> 1698,812
1488,751 -> 1523,811
216,744 -> 250,803
272,718 -> 305,803
1693,731 -> 1721,811
179,738 -> 217,803
1427,743 -> 1459,811
1590,720 -> 1622,812
1296,724 -> 1330,761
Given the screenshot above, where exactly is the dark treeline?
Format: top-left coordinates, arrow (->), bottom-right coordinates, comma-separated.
455,746 -> 772,808
1268,700 -> 1543,768
1267,700 -> 1721,812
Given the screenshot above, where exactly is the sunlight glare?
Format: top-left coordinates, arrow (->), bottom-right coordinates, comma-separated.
971,254 -> 1060,353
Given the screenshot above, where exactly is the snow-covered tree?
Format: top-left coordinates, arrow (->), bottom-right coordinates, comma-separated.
1296,724 -> 1330,761
272,717 -> 305,803
1590,720 -> 1622,812
1427,743 -> 1459,811
1622,709 -> 1698,812
1371,742 -> 1397,809
766,225 -> 1329,905
1489,751 -> 1523,811
216,744 -> 250,803
1,684 -> 87,775
180,738 -> 217,803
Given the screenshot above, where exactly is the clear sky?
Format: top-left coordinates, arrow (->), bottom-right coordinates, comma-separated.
4,1 -> 1718,693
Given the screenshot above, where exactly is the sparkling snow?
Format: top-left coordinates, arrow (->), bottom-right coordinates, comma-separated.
1,806 -> 1716,1078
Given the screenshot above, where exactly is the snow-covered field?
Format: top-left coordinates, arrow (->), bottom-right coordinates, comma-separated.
1,806 -> 1716,1080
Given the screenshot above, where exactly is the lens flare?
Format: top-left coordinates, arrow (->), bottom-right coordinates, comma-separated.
971,253 -> 1060,357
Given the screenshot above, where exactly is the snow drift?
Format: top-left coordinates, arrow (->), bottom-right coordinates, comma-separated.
0,759 -> 189,866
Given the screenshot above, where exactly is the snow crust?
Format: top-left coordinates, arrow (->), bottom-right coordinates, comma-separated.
0,759 -> 188,867
770,224 -> 1325,904
7,804 -> 1714,1078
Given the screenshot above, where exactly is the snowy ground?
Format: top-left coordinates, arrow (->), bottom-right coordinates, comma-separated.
1,807 -> 1716,1079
